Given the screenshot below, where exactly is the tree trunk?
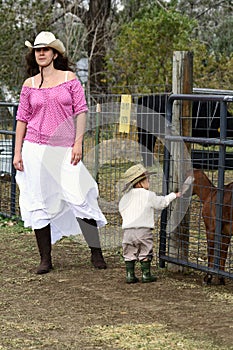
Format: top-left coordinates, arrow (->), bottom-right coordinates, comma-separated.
86,0 -> 111,92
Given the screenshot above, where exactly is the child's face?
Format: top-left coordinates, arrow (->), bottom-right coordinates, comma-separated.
140,177 -> 150,190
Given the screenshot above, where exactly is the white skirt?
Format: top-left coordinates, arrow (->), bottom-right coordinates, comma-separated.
16,141 -> 107,244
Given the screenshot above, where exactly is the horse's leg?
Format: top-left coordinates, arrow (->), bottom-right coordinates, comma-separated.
203,228 -> 215,285
218,226 -> 231,285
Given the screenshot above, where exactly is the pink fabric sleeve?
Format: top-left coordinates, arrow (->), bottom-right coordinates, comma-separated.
71,79 -> 88,115
16,87 -> 32,123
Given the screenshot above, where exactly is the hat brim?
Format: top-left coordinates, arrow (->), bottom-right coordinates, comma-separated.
25,39 -> 65,55
123,171 -> 156,192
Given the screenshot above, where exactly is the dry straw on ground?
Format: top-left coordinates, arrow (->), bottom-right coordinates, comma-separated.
1,218 -> 233,350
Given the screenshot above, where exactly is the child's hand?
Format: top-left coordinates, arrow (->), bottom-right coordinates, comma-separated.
176,192 -> 182,198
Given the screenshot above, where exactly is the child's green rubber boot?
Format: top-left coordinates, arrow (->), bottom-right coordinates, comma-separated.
140,260 -> 157,283
125,261 -> 139,284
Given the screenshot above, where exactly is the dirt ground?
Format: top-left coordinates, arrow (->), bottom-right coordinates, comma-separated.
1,220 -> 233,350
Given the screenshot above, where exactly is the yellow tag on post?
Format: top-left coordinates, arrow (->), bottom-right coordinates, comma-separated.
119,95 -> 131,133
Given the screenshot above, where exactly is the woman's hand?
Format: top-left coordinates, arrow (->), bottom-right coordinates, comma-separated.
13,120 -> 27,171
71,141 -> 82,165
13,153 -> 24,171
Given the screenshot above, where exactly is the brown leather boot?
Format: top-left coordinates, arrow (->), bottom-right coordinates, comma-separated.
34,224 -> 53,274
90,247 -> 107,269
77,218 -> 107,269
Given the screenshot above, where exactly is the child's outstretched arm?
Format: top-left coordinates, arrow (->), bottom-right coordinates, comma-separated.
175,192 -> 182,198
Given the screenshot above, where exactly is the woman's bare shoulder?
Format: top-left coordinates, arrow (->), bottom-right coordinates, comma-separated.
66,71 -> 77,81
23,77 -> 33,87
23,75 -> 39,87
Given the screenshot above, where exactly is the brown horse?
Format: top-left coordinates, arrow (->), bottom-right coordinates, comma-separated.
190,169 -> 233,285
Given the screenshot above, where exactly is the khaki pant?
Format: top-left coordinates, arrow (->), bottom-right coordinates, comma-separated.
122,228 -> 153,261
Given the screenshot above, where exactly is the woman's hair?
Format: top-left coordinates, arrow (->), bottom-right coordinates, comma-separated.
25,48 -> 74,76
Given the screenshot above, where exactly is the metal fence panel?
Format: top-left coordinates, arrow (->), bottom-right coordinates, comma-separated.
0,103 -> 18,217
160,94 -> 233,283
1,90 -> 233,283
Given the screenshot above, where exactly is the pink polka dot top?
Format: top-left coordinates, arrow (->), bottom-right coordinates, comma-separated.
16,78 -> 88,147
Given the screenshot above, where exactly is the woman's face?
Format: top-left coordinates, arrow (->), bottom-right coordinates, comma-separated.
35,47 -> 57,67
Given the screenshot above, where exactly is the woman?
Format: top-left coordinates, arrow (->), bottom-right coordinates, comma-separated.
13,31 -> 107,274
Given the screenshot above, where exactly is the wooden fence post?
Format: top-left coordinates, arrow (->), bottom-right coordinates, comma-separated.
167,51 -> 193,272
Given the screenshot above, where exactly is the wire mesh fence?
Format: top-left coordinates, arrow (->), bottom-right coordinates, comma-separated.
82,93 -> 168,257
0,103 -> 18,218
1,90 -> 233,282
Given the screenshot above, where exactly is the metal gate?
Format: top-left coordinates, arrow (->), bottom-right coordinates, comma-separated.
159,94 -> 233,283
0,102 -> 18,217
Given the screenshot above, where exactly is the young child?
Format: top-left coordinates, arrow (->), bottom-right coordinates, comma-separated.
119,163 -> 181,284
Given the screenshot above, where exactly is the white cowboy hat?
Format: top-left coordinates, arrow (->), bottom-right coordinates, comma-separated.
122,163 -> 156,191
25,31 -> 65,55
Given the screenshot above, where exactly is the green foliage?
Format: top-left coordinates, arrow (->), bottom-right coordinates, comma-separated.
212,16 -> 233,58
0,0 -> 54,99
0,214 -> 29,232
106,1 -> 233,92
176,0 -> 233,89
193,43 -> 233,89
177,0 -> 233,57
105,7 -> 196,90
0,0 -> 232,97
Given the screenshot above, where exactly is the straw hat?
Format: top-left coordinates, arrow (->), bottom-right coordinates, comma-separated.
25,31 -> 65,55
122,163 -> 156,191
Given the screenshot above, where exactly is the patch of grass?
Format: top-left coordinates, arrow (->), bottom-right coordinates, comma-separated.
85,323 -> 231,350
0,215 -> 31,233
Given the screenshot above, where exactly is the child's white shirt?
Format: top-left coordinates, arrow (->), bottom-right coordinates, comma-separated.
119,188 -> 176,229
